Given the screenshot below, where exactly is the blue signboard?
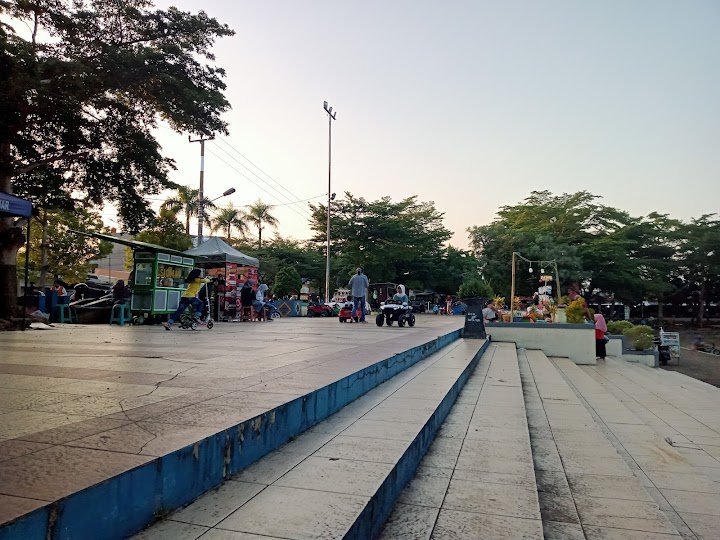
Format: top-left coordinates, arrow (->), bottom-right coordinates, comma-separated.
0,191 -> 32,218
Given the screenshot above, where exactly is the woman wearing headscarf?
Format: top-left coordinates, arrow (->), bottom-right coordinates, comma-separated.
392,284 -> 408,304
594,313 -> 608,360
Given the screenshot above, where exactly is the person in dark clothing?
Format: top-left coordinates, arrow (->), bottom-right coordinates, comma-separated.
240,281 -> 254,308
111,280 -> 130,304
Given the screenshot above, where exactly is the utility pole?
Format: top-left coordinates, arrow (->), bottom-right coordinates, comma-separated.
323,101 -> 336,304
189,134 -> 215,243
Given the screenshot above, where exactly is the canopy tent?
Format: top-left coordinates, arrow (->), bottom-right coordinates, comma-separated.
1,192 -> 33,304
184,237 -> 259,267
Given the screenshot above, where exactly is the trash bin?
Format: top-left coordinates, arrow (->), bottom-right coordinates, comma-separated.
658,345 -> 671,366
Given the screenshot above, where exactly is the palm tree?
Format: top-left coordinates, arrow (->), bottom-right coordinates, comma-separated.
211,204 -> 248,240
246,199 -> 279,248
161,185 -> 216,235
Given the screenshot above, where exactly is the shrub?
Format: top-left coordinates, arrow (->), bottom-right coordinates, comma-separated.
273,266 -> 302,298
607,320 -> 634,335
457,278 -> 493,300
566,297 -> 589,324
623,325 -> 654,351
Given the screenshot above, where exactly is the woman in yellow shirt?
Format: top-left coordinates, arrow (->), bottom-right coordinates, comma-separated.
163,269 -> 210,330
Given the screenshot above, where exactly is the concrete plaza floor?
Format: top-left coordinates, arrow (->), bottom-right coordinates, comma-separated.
0,315 -> 463,527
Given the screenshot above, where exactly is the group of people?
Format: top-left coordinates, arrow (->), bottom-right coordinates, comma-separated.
163,270 -> 275,330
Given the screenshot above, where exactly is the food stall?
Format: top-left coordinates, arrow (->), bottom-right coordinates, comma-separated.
184,237 -> 259,320
70,231 -> 196,324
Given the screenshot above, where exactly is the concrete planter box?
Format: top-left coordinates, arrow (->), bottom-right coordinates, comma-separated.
484,322 -> 596,365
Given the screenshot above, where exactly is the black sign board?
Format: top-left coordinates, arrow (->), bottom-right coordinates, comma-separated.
462,296 -> 488,339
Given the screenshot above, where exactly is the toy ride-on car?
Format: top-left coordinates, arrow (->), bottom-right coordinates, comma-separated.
338,301 -> 362,323
307,303 -> 333,317
376,302 -> 415,327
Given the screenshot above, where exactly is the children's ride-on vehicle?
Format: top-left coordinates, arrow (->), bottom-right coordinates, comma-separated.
376,302 -> 415,327
338,301 -> 362,323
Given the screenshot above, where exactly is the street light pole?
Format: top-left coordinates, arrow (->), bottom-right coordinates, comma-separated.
189,134 -> 215,243
323,101 -> 336,304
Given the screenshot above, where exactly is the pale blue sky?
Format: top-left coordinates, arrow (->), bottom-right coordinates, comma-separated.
149,0 -> 720,246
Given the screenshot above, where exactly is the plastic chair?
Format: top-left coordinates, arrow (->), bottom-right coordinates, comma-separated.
110,303 -> 131,326
54,303 -> 74,323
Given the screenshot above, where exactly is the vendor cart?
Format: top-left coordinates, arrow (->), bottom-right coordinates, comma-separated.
70,231 -> 196,324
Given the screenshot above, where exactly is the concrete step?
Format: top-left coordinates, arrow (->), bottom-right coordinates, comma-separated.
379,342 -> 543,539
0,327 -> 464,540
519,348 -> 684,540
131,338 -> 489,540
552,356 -> 720,539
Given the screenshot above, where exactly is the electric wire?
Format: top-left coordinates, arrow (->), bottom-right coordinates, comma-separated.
209,141 -> 315,220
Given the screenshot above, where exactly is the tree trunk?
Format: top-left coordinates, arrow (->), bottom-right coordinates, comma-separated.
657,298 -> 664,323
697,280 -> 706,328
258,225 -> 262,249
0,168 -> 25,319
38,210 -> 49,288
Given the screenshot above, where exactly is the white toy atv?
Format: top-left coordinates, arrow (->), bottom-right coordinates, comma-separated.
375,301 -> 415,327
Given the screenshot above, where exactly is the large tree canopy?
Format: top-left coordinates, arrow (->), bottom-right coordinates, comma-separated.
468,190 -> 719,324
0,0 -> 233,317
309,193 -> 454,291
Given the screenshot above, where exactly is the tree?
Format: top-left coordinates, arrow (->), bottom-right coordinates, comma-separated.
309,193 -> 452,291
273,265 -> 302,298
211,203 -> 247,240
19,208 -> 113,285
134,207 -> 192,251
676,215 -> 720,326
245,200 -> 278,248
457,277 -> 493,300
235,236 -> 324,287
0,1 -> 233,317
161,185 -> 216,235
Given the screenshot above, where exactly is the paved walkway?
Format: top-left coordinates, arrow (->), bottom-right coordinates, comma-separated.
0,316 -> 463,528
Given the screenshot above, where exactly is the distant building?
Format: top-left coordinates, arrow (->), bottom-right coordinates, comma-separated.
89,229 -> 130,283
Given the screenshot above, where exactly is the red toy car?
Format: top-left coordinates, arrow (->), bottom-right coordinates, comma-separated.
307,303 -> 333,317
338,301 -> 363,323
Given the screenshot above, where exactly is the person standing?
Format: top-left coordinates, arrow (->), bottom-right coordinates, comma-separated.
594,313 -> 608,360
348,267 -> 369,323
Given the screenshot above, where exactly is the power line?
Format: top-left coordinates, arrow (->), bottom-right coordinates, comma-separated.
206,148 -> 311,222
216,136 -> 310,208
209,141 -> 315,220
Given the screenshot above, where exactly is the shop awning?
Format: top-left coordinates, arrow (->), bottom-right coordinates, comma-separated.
184,237 -> 259,267
68,230 -> 190,256
0,191 -> 32,218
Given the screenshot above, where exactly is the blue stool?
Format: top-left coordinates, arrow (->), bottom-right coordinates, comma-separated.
54,303 -> 74,323
110,303 -> 131,326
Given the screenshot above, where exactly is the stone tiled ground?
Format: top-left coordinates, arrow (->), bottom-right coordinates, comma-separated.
0,315 -> 462,527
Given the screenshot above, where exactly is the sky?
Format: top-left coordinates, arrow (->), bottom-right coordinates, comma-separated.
137,0 -> 720,247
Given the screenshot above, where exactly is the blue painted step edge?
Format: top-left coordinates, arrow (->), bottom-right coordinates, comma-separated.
0,328 -> 462,540
347,338 -> 490,539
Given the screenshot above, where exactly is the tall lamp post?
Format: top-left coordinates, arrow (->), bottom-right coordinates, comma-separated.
189,134 -> 215,242
323,101 -> 337,304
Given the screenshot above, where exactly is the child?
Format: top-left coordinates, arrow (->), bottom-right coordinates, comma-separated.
163,269 -> 210,330
392,284 -> 408,304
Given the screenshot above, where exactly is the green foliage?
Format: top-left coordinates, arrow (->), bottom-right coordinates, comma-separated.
309,193 -> 453,291
467,191 -> 684,305
18,208 -> 113,284
236,237 -> 324,287
623,325 -> 654,351
458,278 -> 493,300
246,200 -> 279,248
273,265 -> 302,298
0,0 -> 233,316
134,208 -> 192,251
606,320 -> 634,335
566,297 -> 589,324
162,186 -> 217,235
211,204 -> 247,240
